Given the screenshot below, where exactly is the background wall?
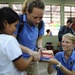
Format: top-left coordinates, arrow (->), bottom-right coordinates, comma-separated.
42,36 -> 58,50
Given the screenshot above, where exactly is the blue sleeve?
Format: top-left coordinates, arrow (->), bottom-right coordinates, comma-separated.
50,32 -> 52,36
38,21 -> 44,36
53,52 -> 62,69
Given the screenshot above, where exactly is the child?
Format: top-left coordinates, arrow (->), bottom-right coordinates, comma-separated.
47,33 -> 75,75
0,7 -> 33,75
46,29 -> 52,36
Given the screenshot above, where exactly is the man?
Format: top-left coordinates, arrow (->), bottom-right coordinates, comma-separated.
13,0 -> 45,75
58,19 -> 74,42
58,19 -> 74,51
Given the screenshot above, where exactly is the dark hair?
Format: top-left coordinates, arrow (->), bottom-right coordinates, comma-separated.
67,19 -> 72,24
0,7 -> 19,31
46,29 -> 50,33
27,0 -> 45,13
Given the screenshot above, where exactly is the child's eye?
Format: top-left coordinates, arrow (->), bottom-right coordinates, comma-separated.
62,41 -> 64,43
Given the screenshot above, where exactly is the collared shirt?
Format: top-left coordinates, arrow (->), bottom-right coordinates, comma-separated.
53,50 -> 75,75
14,14 -> 44,58
58,26 -> 74,42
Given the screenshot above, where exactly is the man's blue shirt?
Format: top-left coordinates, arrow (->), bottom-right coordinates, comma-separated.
53,50 -> 75,75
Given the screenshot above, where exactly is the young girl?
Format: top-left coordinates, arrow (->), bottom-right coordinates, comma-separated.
0,7 -> 34,75
47,33 -> 75,75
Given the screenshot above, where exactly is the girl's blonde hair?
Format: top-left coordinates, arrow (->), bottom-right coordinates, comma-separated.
22,0 -> 30,14
63,33 -> 75,44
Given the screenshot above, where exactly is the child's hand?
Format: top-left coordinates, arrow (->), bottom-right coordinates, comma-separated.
32,51 -> 40,61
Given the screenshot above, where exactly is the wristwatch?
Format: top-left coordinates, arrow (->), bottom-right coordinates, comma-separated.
56,62 -> 61,68
37,47 -> 42,51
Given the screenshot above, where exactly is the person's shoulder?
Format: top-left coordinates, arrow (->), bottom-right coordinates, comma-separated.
19,14 -> 27,22
6,35 -> 16,40
72,50 -> 75,56
60,25 -> 65,28
54,51 -> 63,59
59,25 -> 65,30
0,34 -> 14,38
19,14 -> 26,17
0,34 -> 16,45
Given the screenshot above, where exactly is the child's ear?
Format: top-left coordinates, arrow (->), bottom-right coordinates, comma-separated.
3,20 -> 9,28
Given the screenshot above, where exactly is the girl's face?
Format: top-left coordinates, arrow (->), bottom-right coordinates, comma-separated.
61,37 -> 74,52
4,20 -> 19,35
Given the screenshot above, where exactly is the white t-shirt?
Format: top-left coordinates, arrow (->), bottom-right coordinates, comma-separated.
0,34 -> 24,75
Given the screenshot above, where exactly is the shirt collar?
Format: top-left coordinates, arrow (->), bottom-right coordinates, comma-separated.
62,50 -> 75,59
